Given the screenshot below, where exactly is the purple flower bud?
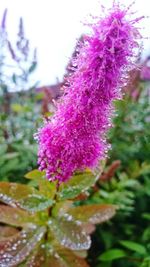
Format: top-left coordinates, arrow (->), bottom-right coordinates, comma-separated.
18,18 -> 24,39
7,41 -> 18,61
37,3 -> 142,183
1,9 -> 7,29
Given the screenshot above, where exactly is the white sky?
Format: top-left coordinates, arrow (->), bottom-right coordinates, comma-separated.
0,0 -> 150,86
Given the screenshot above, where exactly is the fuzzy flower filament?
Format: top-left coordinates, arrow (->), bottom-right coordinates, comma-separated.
37,3 -> 142,182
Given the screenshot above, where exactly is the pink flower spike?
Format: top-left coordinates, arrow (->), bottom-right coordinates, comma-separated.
36,2 -> 143,183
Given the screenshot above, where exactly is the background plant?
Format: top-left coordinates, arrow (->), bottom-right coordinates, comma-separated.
0,10 -> 42,183
87,71 -> 150,267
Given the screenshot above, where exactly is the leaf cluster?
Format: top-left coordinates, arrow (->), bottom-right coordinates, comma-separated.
0,169 -> 116,266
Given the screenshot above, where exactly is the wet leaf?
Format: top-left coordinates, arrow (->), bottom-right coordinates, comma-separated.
81,223 -> 96,234
47,250 -> 89,267
73,250 -> 88,259
22,243 -> 89,267
0,226 -> 18,240
52,201 -> 73,217
49,217 -> 91,251
57,249 -> 90,267
0,182 -> 36,206
47,247 -> 90,267
25,243 -> 46,267
58,169 -> 97,200
0,226 -> 46,267
0,205 -> 36,227
0,182 -> 53,211
19,194 -> 53,212
68,204 -> 117,224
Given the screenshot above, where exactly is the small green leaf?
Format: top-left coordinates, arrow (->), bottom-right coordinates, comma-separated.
12,73 -> 17,84
120,240 -> 147,255
38,179 -> 57,199
25,170 -> 56,199
99,249 -> 126,261
58,169 -> 97,200
25,169 -> 45,180
28,62 -> 37,73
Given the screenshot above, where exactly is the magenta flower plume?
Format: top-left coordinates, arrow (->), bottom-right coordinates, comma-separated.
37,3 -> 142,183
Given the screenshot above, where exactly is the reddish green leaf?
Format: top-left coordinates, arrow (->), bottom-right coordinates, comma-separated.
25,243 -> 46,267
81,223 -> 96,234
23,243 -> 89,267
0,182 -> 36,205
0,205 -> 36,227
52,201 -> 73,217
0,226 -> 18,240
73,250 -> 88,259
0,226 -> 46,266
49,217 -> 91,251
68,204 -> 117,224
47,247 -> 90,267
0,182 -> 53,211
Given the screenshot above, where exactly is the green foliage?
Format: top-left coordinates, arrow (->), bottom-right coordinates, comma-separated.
88,81 -> 150,267
98,249 -> 126,261
0,13 -> 40,183
0,92 -> 41,182
109,88 -> 150,166
0,170 -> 116,266
119,240 -> 147,255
